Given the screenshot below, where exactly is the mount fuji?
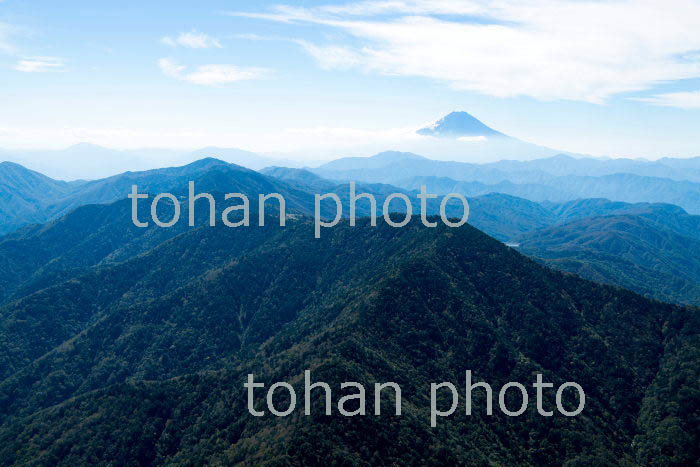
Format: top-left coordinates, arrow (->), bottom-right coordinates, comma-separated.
306,111 -> 573,165
373,110 -> 575,162
417,111 -> 507,139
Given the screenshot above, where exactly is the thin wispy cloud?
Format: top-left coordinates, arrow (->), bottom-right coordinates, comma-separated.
158,58 -> 267,85
14,57 -> 65,72
296,40 -> 364,70
161,30 -> 222,48
230,0 -> 700,104
0,22 -> 16,54
635,91 -> 700,110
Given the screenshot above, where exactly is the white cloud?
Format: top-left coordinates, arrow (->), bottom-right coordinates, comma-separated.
296,40 -> 364,70
158,57 -> 186,78
184,64 -> 264,85
158,58 -> 267,85
230,0 -> 700,104
14,57 -> 65,72
635,91 -> 700,109
161,30 -> 222,48
316,0 -> 485,16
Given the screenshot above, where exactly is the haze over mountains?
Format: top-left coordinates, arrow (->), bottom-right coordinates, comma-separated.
2,111 -> 536,179
4,107 -> 700,305
0,144 -> 291,180
312,151 -> 700,214
3,111 -> 700,182
4,150 -> 700,308
1,111 -> 700,464
0,111 -> 601,180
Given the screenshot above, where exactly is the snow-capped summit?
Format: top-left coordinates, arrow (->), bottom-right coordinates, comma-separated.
417,111 -> 507,139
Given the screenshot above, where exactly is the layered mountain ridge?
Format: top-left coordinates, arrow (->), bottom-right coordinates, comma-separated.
0,212 -> 698,465
0,151 -> 699,464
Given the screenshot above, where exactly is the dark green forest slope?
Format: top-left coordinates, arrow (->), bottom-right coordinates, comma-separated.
1,159 -> 699,465
0,215 -> 698,465
0,158 -> 322,235
8,157 -> 700,310
518,204 -> 700,306
0,161 -> 401,306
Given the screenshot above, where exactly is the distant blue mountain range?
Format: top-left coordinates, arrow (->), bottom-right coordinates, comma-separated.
311,151 -> 700,214
4,152 -> 700,308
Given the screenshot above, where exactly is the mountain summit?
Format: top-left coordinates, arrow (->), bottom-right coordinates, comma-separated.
417,111 -> 506,139
0,211 -> 697,464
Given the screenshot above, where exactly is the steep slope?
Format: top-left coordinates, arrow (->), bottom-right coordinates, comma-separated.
464,193 -> 557,241
0,157 -> 336,236
0,162 -> 329,305
0,214 -> 286,382
518,210 -> 700,305
0,218 -> 697,465
0,160 -> 514,308
0,162 -> 76,235
540,198 -> 637,222
10,157 -> 700,310
47,158 -> 306,217
261,167 -> 554,241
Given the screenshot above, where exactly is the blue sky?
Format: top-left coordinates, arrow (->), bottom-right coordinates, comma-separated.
1,0 -> 700,159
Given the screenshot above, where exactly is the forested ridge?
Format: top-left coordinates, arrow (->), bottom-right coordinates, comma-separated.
0,159 -> 699,465
0,211 -> 698,465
